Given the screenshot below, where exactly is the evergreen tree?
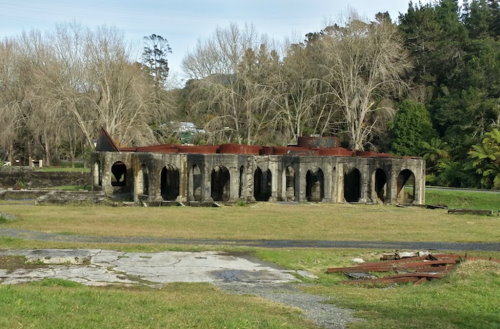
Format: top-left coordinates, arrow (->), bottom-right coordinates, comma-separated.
398,0 -> 500,187
142,34 -> 172,88
389,100 -> 436,156
469,128 -> 500,189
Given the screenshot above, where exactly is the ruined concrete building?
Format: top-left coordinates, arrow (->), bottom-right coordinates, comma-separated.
92,130 -> 425,205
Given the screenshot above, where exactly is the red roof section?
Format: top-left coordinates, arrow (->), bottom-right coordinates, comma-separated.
96,129 -> 395,158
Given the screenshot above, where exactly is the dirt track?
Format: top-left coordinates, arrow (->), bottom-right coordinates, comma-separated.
1,227 -> 499,251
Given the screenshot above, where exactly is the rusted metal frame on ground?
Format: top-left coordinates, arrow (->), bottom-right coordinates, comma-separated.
326,260 -> 459,273
343,273 -> 445,285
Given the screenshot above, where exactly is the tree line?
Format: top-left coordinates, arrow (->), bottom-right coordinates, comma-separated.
0,0 -> 498,188
0,25 -> 172,166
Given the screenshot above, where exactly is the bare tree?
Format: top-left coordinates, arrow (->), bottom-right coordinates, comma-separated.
182,23 -> 259,79
0,40 -> 21,163
187,41 -> 279,145
316,18 -> 411,150
0,24 -> 178,165
52,24 -> 158,146
269,43 -> 331,143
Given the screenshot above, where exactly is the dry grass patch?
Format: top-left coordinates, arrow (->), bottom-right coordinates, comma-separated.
0,202 -> 498,242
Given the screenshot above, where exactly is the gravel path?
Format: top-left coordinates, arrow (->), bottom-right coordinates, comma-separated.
218,283 -> 354,329
1,227 -> 499,251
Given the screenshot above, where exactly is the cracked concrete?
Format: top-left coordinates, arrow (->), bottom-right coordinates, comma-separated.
0,249 -> 299,286
0,249 -> 354,329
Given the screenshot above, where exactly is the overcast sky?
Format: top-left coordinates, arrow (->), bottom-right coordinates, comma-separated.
0,0 -> 420,81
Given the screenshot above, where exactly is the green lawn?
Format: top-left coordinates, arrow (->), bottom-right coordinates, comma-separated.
255,249 -> 500,329
0,281 -> 315,329
34,166 -> 90,173
304,260 -> 500,329
425,188 -> 500,210
0,193 -> 499,329
0,246 -> 498,329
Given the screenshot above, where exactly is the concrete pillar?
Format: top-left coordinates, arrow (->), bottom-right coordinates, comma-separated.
148,160 -> 161,202
367,163 -> 375,203
187,163 -> 198,202
201,162 -> 213,202
246,160 -> 256,202
178,156 -> 188,203
133,166 -> 141,203
358,164 -> 368,203
414,163 -> 426,205
269,158 -> 279,201
229,166 -> 239,202
336,163 -> 345,203
388,167 -> 399,204
322,164 -> 333,202
330,164 -> 339,203
280,166 -> 286,201
297,162 -> 307,202
91,154 -> 102,190
101,154 -> 114,197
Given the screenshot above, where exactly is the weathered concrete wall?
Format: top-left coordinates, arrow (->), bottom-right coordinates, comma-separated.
0,170 -> 91,188
92,151 -> 425,205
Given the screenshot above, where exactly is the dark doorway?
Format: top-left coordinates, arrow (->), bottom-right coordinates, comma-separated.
111,161 -> 127,186
211,166 -> 230,201
254,167 -> 272,201
397,169 -> 415,203
374,168 -> 387,203
306,168 -> 324,202
161,166 -> 180,201
344,168 -> 361,202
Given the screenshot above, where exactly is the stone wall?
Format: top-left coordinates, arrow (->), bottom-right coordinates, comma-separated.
92,151 -> 425,205
0,169 -> 91,188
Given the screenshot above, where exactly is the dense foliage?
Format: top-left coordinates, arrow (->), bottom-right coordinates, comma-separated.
398,0 -> 499,188
0,0 -> 498,188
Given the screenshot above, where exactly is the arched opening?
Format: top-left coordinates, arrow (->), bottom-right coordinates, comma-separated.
284,166 -> 295,201
93,161 -> 102,186
344,168 -> 361,202
111,161 -> 127,187
254,167 -> 272,201
374,168 -> 387,203
306,168 -> 324,202
191,164 -> 202,202
238,166 -> 244,199
397,169 -> 416,204
211,166 -> 230,201
161,165 -> 180,201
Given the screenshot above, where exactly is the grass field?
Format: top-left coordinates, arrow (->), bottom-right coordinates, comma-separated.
0,246 -> 498,329
0,191 -> 499,329
304,260 -> 500,329
256,249 -> 500,329
426,188 -> 500,210
0,202 -> 498,243
0,281 -> 315,329
34,167 -> 90,173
